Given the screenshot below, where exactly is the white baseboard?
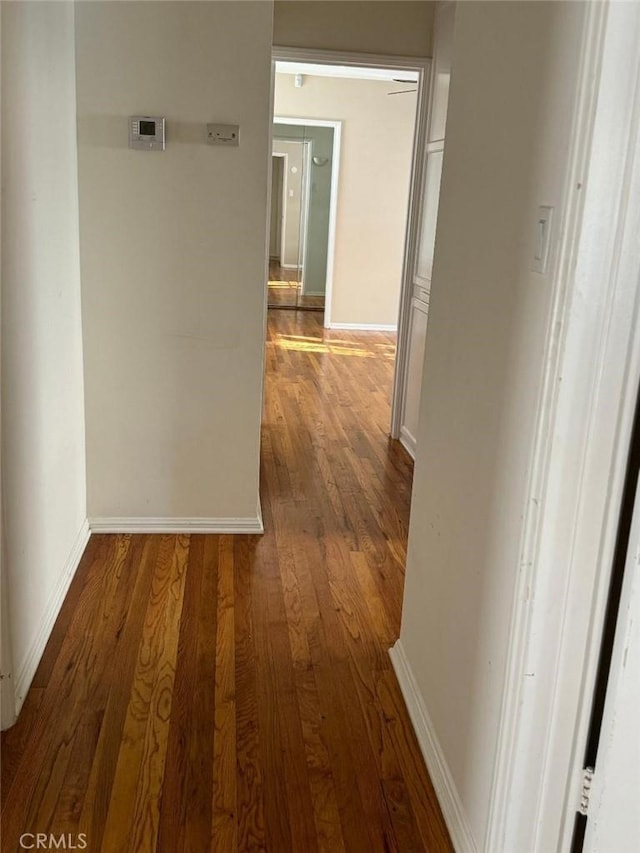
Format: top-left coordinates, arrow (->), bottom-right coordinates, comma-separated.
399,426 -> 417,460
88,515 -> 264,534
14,518 -> 90,713
389,640 -> 478,853
327,322 -> 398,332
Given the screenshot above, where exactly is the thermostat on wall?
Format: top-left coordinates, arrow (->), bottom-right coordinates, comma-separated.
129,116 -> 165,151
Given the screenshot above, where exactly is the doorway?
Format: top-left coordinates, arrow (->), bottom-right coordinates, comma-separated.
268,48 -> 430,438
267,49 -> 428,433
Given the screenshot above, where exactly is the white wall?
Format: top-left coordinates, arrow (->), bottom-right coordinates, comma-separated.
1,1 -> 88,711
275,74 -> 417,327
75,1 -> 273,527
274,1 -> 434,58
395,1 -> 586,847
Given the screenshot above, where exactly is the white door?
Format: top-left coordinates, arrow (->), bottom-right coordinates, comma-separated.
395,1 -> 454,458
400,296 -> 429,455
583,477 -> 640,853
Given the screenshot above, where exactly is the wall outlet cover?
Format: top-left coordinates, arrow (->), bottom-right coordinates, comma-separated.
206,123 -> 239,146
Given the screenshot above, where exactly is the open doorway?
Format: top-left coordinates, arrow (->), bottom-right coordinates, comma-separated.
267,52 -> 425,347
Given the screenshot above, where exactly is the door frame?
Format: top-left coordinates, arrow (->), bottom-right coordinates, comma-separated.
483,3 -> 640,850
583,474 -> 640,852
272,46 -> 431,351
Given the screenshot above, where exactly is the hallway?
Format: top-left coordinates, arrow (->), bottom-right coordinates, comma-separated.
1,312 -> 451,852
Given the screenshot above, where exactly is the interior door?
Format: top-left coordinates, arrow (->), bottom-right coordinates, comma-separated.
396,1 -> 454,458
399,145 -> 444,455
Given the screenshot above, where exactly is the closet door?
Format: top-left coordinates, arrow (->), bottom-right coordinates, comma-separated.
399,145 -> 443,455
398,1 -> 454,458
400,293 -> 430,455
415,148 -> 444,286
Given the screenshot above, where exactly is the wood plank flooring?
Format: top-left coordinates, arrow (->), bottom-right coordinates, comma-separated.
1,311 -> 451,852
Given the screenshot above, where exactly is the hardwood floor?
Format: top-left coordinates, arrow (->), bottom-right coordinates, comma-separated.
1,311 -> 452,852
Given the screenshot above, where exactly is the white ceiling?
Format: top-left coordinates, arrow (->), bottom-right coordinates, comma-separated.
275,61 -> 419,84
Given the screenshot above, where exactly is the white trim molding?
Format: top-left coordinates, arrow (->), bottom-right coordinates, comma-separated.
390,55 -> 433,440
276,61 -> 419,84
256,498 -> 264,533
399,426 -> 417,460
390,640 -> 478,853
88,515 -> 264,535
14,519 -> 90,713
327,322 -> 397,332
485,3 -> 640,851
1,534 -> 16,731
273,46 -> 429,73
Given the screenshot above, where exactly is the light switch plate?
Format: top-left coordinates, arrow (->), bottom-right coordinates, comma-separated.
532,205 -> 554,274
206,123 -> 239,146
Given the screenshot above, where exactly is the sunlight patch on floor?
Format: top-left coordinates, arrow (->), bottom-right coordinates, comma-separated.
272,333 -> 395,360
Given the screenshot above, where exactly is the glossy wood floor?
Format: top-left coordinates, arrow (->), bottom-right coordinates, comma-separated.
1,311 -> 451,852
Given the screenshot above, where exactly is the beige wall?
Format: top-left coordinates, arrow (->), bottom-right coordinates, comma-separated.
274,1 -> 434,57
1,2 -> 87,710
75,1 -> 273,523
275,73 -> 417,327
397,0 -> 586,846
